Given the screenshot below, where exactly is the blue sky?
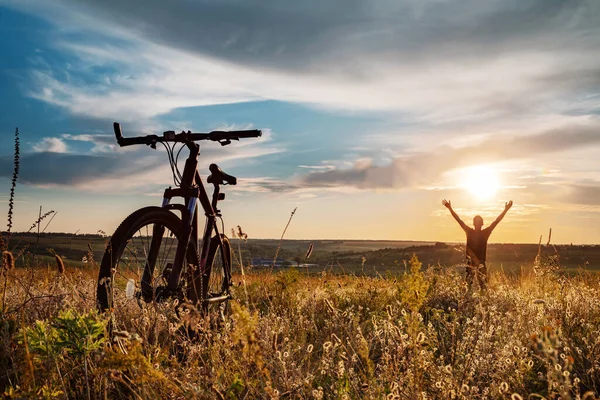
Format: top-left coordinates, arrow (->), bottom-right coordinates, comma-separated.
1,0 -> 600,243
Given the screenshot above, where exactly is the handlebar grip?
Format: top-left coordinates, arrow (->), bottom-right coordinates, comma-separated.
225,129 -> 262,138
113,122 -> 124,144
113,122 -> 157,147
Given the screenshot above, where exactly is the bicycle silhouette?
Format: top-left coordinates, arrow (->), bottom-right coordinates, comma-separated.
96,122 -> 261,329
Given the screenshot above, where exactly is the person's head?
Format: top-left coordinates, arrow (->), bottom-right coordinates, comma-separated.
473,215 -> 484,230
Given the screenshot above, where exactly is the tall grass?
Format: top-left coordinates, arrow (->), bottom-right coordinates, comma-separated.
1,129 -> 598,398
5,128 -> 20,244
1,128 -> 19,254
0,253 -> 599,399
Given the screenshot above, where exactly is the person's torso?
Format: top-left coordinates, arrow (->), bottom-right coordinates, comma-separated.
465,227 -> 492,262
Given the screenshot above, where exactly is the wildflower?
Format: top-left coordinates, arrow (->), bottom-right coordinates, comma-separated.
337,360 -> 345,376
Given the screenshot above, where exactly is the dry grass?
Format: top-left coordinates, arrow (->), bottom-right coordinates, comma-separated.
0,254 -> 598,399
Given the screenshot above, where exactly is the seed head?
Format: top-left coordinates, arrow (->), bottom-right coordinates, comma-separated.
55,254 -> 65,274
3,251 -> 14,271
305,243 -> 314,259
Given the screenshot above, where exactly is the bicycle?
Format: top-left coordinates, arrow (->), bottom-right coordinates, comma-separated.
96,122 -> 261,330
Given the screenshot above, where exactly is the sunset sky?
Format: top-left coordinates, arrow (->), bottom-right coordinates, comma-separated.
1,0 -> 599,244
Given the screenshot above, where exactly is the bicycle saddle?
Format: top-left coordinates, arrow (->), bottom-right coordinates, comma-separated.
207,163 -> 237,185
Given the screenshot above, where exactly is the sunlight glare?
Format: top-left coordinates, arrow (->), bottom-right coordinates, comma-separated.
461,165 -> 500,200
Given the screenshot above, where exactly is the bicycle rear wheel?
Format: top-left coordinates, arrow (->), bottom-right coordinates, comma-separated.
96,206 -> 198,331
199,235 -> 232,321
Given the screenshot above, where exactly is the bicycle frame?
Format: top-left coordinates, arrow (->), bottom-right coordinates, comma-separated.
140,140 -> 229,304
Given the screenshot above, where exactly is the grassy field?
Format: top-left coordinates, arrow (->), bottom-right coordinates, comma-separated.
0,250 -> 599,399
6,233 -> 600,275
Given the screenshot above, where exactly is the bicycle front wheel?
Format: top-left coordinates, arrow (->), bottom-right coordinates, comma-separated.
96,206 -> 198,331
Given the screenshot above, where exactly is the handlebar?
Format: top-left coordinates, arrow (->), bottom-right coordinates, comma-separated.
113,122 -> 262,147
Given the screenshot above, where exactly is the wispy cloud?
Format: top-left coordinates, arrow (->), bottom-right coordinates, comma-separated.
563,184 -> 600,206
3,0 -> 600,204
0,151 -> 151,186
0,127 -> 281,190
5,0 -> 599,125
61,134 -> 115,153
32,137 -> 68,153
300,121 -> 600,190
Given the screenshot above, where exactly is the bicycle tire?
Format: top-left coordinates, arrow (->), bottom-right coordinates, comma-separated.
96,206 -> 198,329
201,234 -> 232,318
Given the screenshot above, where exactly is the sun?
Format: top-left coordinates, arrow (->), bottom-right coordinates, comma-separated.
461,165 -> 500,200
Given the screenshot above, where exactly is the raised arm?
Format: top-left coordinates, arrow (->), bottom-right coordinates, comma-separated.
488,200 -> 513,231
442,199 -> 468,231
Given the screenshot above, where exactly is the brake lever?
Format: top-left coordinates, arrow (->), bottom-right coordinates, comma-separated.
218,139 -> 232,146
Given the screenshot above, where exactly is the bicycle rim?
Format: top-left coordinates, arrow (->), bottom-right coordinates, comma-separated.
97,207 -> 196,332
203,235 -> 232,320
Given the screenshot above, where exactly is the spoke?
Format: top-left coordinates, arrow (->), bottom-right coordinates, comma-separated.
127,236 -> 143,276
106,218 -> 190,324
138,228 -> 149,262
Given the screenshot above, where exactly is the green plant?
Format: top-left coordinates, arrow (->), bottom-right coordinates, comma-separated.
15,310 -> 107,399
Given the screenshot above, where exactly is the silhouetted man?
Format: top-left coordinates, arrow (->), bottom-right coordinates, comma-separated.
442,199 -> 513,290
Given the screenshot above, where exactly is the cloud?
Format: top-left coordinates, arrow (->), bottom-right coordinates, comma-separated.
0,126 -> 282,190
3,0 -> 600,201
564,184 -> 600,205
61,133 -> 118,153
15,0 -> 599,74
0,152 -> 155,186
32,137 -> 68,153
236,177 -> 300,194
4,0 -> 599,124
61,134 -> 116,153
301,121 -> 600,190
